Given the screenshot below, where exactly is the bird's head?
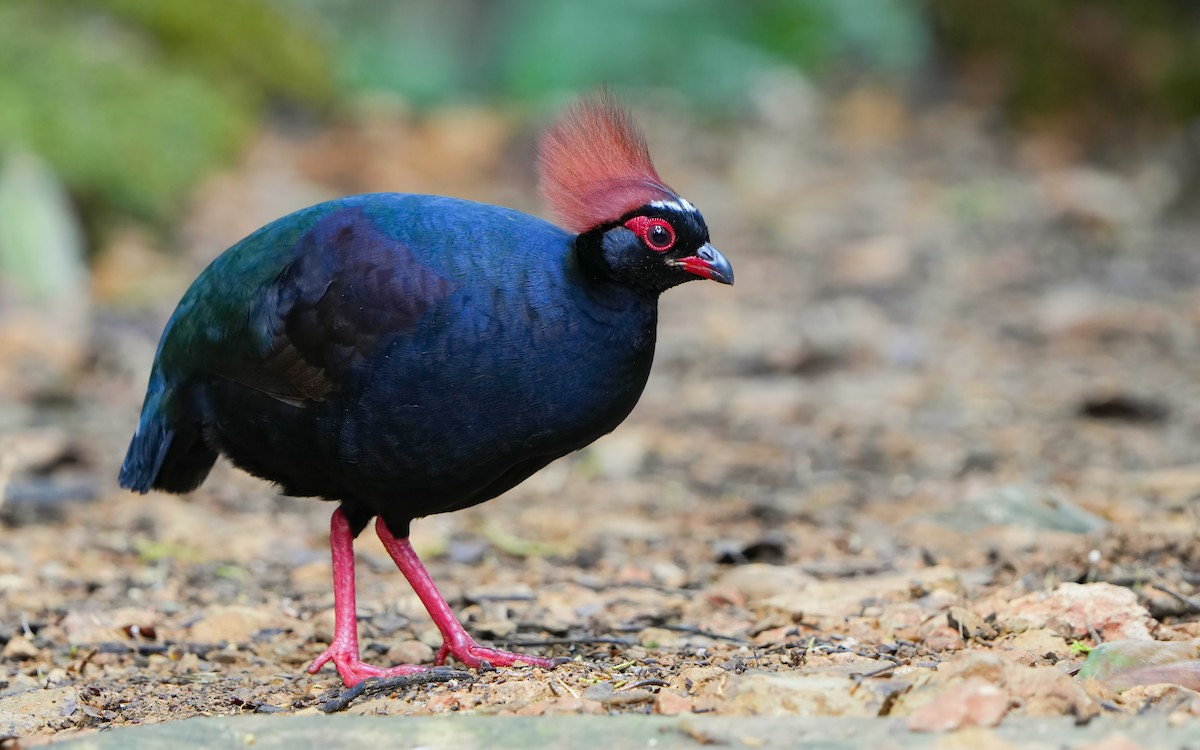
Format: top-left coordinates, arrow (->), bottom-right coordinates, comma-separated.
537,93 -> 733,294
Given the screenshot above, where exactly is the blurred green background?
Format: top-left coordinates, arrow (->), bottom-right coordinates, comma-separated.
1,0 -> 1198,303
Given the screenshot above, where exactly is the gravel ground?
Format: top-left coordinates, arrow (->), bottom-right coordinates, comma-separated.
1,91 -> 1198,743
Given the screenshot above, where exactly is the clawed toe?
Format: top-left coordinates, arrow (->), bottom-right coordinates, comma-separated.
309,645 -> 427,688
436,639 -> 562,670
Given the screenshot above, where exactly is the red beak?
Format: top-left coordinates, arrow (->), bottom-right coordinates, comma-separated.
674,244 -> 733,285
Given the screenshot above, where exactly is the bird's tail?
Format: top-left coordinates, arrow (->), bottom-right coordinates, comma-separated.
119,379 -> 216,494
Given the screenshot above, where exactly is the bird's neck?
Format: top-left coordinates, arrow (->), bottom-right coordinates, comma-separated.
571,231 -> 660,309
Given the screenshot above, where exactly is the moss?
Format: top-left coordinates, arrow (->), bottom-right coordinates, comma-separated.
926,0 -> 1200,135
0,0 -> 332,233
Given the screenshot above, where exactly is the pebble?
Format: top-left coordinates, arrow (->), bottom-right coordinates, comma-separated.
386,639 -> 435,666
712,563 -> 813,603
907,677 -> 1009,732
1001,583 -> 1155,642
188,605 -> 277,645
0,686 -> 79,736
2,634 -> 40,659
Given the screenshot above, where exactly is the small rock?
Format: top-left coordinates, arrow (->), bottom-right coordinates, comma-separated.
1001,661 -> 1098,719
907,676 -> 1009,732
596,689 -> 656,707
651,561 -> 688,588
640,627 -> 684,649
763,566 -> 962,621
424,692 -> 464,713
62,607 -> 160,646
920,625 -> 966,653
174,652 -> 203,674
208,647 -> 241,664
0,686 -> 79,737
581,681 -> 623,705
188,605 -> 276,645
896,652 -> 1097,722
1001,583 -> 1155,642
386,639 -> 435,666
919,587 -> 963,612
416,627 -> 444,650
483,677 -> 555,708
655,689 -> 694,716
2,634 -> 39,659
729,674 -> 878,717
474,619 -> 517,638
948,607 -> 998,640
308,608 -> 336,645
670,665 -> 729,695
1113,683 -> 1200,715
999,628 -> 1071,664
43,668 -> 70,686
713,564 -> 813,602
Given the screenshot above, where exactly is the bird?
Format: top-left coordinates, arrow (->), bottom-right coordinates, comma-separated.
118,92 -> 733,688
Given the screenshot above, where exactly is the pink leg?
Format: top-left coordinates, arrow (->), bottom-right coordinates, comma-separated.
307,508 -> 426,687
374,517 -> 561,670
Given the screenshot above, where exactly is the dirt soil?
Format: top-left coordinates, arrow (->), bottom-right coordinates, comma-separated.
2,91 -> 1199,741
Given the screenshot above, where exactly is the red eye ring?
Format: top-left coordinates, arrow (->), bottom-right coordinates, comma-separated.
623,216 -> 676,252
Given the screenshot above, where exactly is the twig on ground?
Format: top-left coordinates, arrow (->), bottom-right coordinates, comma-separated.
800,561 -> 896,579
320,670 -> 474,713
63,641 -> 217,657
657,624 -> 751,645
1152,585 -> 1200,615
573,579 -> 695,596
619,678 -> 670,691
614,622 -> 752,645
495,636 -> 636,647
850,662 -> 899,682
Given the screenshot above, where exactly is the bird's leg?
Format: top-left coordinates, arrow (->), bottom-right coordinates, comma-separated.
307,508 -> 426,687
374,517 -> 562,670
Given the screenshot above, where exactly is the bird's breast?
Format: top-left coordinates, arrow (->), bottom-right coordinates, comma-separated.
347,282 -> 657,480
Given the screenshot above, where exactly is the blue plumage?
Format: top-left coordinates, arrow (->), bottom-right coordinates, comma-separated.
119,95 -> 733,685
122,194 -> 661,535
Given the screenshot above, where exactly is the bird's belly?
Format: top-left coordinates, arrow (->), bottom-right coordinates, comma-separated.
203,315 -> 654,521
354,331 -> 654,490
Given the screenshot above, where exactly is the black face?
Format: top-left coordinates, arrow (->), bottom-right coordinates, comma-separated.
577,199 -> 733,294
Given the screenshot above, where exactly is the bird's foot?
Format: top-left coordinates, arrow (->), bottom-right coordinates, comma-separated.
434,635 -> 567,670
308,643 -> 427,688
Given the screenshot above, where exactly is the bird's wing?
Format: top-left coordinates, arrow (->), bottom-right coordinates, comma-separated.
225,206 -> 457,406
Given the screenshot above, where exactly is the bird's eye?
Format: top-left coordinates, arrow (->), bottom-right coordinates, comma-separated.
623,216 -> 676,253
647,223 -> 672,249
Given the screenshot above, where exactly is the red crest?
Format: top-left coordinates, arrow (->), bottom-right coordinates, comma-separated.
537,92 -> 678,233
